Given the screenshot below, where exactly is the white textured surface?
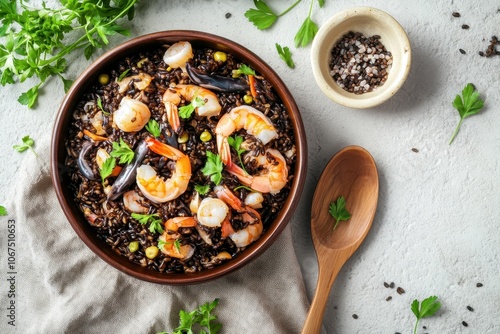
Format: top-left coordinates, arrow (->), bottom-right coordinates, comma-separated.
1,1 -> 499,333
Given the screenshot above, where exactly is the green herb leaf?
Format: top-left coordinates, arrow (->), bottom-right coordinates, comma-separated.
97,96 -> 110,115
18,86 -> 39,108
100,157 -> 116,183
275,43 -> 295,68
411,296 -> 441,334
61,76 -> 73,93
232,64 -> 256,77
131,213 -> 164,234
228,135 -> 248,174
244,0 -> 278,30
117,68 -> 131,81
195,184 -> 210,195
0,205 -> 7,216
110,138 -> 135,164
145,119 -> 161,138
157,299 -> 222,334
158,239 -> 167,250
328,196 -> 351,230
202,151 -> 224,185
179,96 -> 205,119
317,0 -> 325,7
13,135 -> 37,156
294,15 -> 319,47
449,83 -> 485,145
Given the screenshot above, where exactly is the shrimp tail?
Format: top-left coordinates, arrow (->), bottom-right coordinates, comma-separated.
165,102 -> 181,133
221,218 -> 236,238
145,137 -> 183,160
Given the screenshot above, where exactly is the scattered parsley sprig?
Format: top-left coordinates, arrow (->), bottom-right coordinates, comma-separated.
179,96 -> 205,119
131,213 -> 164,234
117,68 -> 131,82
13,135 -> 37,156
411,296 -> 441,334
0,205 -> 7,216
328,196 -> 351,230
97,96 -> 109,115
244,0 -> 302,30
202,151 -> 224,185
100,157 -> 116,183
110,138 -> 134,164
449,83 -> 485,145
228,135 -> 248,175
231,64 -> 256,78
276,43 -> 295,68
0,0 -> 139,108
158,238 -> 181,252
156,299 -> 222,334
194,184 -> 210,195
145,119 -> 161,138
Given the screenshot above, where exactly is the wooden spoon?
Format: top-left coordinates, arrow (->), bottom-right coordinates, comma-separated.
301,146 -> 379,334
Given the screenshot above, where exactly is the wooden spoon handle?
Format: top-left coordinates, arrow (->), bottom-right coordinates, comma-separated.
301,262 -> 343,334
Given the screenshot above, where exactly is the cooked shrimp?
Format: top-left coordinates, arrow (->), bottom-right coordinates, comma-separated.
215,105 -> 277,167
230,206 -> 263,248
90,110 -> 106,135
158,233 -> 195,260
165,217 -> 196,232
122,190 -> 149,213
117,73 -> 152,94
135,138 -> 191,203
244,192 -> 264,209
226,148 -> 288,194
163,84 -> 221,132
214,185 -> 243,211
163,41 -> 193,72
197,197 -> 229,227
114,96 -> 151,132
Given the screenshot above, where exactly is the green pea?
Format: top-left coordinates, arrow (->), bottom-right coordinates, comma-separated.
98,73 -> 110,85
243,94 -> 253,104
128,241 -> 139,253
200,130 -> 212,142
178,132 -> 189,144
145,246 -> 159,259
213,51 -> 227,62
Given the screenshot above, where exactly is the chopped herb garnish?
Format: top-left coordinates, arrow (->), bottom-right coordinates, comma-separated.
97,96 -> 109,115
131,213 -> 164,234
328,196 -> 351,230
195,184 -> 210,195
202,151 -> 224,185
228,135 -> 248,174
117,69 -> 131,82
100,157 -> 116,183
13,135 -> 38,156
276,43 -> 295,68
0,205 -> 7,216
110,138 -> 135,164
232,64 -> 256,77
179,96 -> 205,119
145,119 -> 161,138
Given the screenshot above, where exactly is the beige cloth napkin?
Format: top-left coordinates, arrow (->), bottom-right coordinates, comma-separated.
1,136 -> 310,333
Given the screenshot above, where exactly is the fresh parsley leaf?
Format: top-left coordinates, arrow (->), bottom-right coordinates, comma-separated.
0,205 -> 7,216
61,76 -> 73,93
232,64 -> 256,77
18,86 -> 39,108
131,213 -> 164,234
158,239 -> 167,250
172,239 -> 181,252
228,135 -> 248,174
110,138 -> 135,164
100,157 -> 116,183
276,43 -> 295,68
195,184 -> 210,195
13,135 -> 38,156
244,0 -> 303,30
179,96 -> 205,119
202,151 -> 224,185
244,0 -> 278,30
145,119 -> 161,138
411,296 -> 441,334
97,96 -> 110,115
449,83 -> 484,145
328,196 -> 351,230
157,299 -> 222,334
317,0 -> 325,7
117,68 -> 131,81
294,1 -> 319,48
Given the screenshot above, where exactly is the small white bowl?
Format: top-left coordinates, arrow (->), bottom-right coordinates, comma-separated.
311,7 -> 411,109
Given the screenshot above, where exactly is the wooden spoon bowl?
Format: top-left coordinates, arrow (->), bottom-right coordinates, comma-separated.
302,146 -> 379,333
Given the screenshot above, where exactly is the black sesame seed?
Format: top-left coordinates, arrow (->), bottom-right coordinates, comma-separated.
386,296 -> 392,301
384,282 -> 390,288
462,24 -> 470,29
476,282 -> 483,287
452,12 -> 461,17
225,12 -> 231,19
412,148 -> 419,153
459,49 -> 466,54
397,287 -> 405,294
462,321 -> 469,327
352,314 -> 358,319
390,282 -> 395,288
479,51 -> 485,57
423,326 -> 427,329
467,306 -> 474,312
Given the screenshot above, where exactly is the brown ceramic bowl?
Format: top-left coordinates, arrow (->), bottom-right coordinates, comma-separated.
50,30 -> 307,285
